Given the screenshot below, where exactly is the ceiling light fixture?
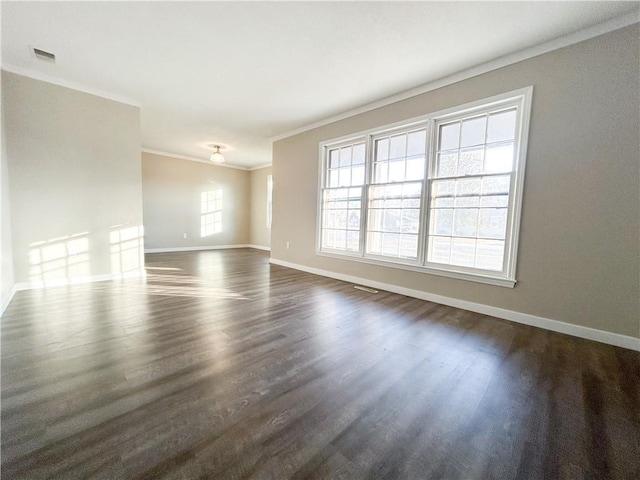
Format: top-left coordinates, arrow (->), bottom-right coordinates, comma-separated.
210,145 -> 225,163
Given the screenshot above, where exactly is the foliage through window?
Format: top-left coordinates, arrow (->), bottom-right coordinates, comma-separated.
317,88 -> 532,287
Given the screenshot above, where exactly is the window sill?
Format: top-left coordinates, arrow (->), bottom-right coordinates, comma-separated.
316,250 -> 516,288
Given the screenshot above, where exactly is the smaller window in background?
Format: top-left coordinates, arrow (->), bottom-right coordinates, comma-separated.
201,189 -> 223,237
266,175 -> 273,228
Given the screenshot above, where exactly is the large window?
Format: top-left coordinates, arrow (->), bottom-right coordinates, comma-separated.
317,88 -> 532,287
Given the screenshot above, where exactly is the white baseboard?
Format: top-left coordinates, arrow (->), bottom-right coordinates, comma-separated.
13,269 -> 147,292
0,269 -> 147,317
247,244 -> 271,252
0,284 -> 18,317
145,245 -> 269,253
269,258 -> 640,352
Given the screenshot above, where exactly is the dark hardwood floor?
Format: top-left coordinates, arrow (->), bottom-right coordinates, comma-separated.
2,249 -> 639,479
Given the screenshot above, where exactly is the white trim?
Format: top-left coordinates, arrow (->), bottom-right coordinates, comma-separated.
316,251 -> 515,288
1,64 -> 140,107
249,163 -> 273,171
270,12 -> 639,142
142,149 -> 250,171
269,258 -> 640,352
247,244 -> 271,252
11,269 -> 146,293
144,244 -> 264,254
0,285 -> 18,317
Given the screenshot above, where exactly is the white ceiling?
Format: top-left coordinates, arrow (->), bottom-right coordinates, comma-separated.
2,1 -> 638,169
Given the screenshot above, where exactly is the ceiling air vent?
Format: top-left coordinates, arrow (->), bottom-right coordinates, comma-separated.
33,47 -> 55,62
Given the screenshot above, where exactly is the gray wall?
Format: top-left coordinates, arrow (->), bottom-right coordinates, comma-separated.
142,152 -> 250,249
249,166 -> 272,248
3,71 -> 143,285
272,25 -> 640,339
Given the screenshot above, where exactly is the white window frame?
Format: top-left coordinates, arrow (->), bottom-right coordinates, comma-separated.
317,136 -> 368,257
316,87 -> 533,288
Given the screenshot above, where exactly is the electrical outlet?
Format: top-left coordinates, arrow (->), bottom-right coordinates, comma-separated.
286,241 -> 290,249
183,233 -> 187,239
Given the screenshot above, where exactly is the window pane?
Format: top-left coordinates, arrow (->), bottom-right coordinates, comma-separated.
401,209 -> 420,234
368,209 -> 383,231
352,165 -> 365,186
336,188 -> 350,200
383,209 -> 401,232
330,149 -> 340,168
458,147 -> 484,176
367,231 -> 382,254
432,179 -> 455,197
461,116 -> 487,147
329,169 -> 339,187
478,208 -> 507,239
482,175 -> 510,195
451,237 -> 476,267
390,134 -> 407,159
353,143 -> 366,165
485,143 -> 514,173
346,231 -> 360,251
375,162 -> 388,183
453,209 -> 479,237
487,109 -> 516,143
439,122 -> 460,150
438,152 -> 458,177
431,208 -> 453,236
347,210 -> 361,230
403,197 -> 421,208
387,184 -> 403,198
399,235 -> 418,259
388,160 -> 405,182
376,138 -> 389,161
339,168 -> 351,187
480,194 -> 508,208
335,200 -> 348,210
406,156 -> 424,180
455,196 -> 480,208
456,178 -> 482,196
403,182 -> 422,197
434,197 -> 454,208
429,236 -> 451,264
407,129 -> 426,156
475,239 -> 504,271
322,229 -> 333,248
382,233 -> 400,256
335,230 -> 346,249
340,147 -> 352,167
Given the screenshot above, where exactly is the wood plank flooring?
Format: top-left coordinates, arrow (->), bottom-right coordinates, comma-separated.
2,249 -> 639,479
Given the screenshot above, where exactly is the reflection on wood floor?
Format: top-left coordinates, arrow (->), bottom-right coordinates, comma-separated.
2,249 -> 639,479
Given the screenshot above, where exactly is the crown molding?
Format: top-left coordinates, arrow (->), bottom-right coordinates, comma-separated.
1,63 -> 141,107
141,148 -> 251,171
270,11 -> 640,142
248,163 -> 273,171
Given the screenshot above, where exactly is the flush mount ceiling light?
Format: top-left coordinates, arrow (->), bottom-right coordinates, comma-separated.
209,145 -> 225,163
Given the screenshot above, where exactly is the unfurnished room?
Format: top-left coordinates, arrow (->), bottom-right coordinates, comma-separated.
1,1 -> 639,479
